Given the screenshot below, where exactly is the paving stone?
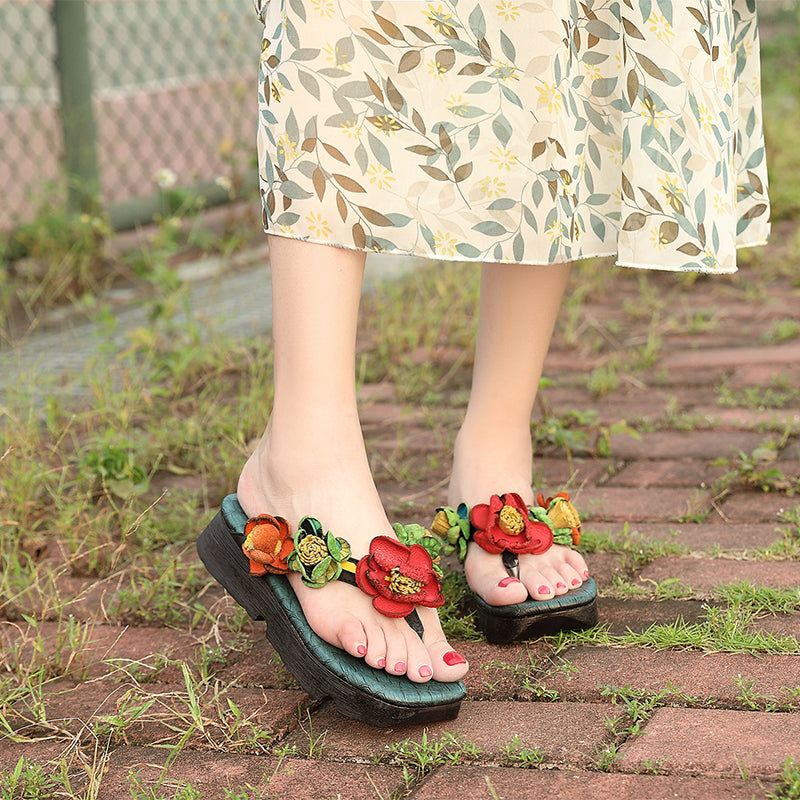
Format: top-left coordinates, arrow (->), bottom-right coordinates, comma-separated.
638,557 -> 800,594
541,646 -> 800,708
585,521 -> 783,551
586,552 -> 629,588
214,639 -> 300,690
0,622 -> 202,683
607,430 -> 766,459
605,459 -> 726,488
101,746 -> 404,799
598,599 -> 709,634
290,700 -> 621,767
617,707 -> 800,777
0,739 -> 68,768
578,486 -> 711,522
728,363 -> 800,387
454,640 -> 553,699
751,613 -> 800,640
690,406 -> 800,430
719,491 -> 799,522
531,456 -> 613,489
661,343 -> 800,370
411,767 -> 769,799
648,365 -> 734,387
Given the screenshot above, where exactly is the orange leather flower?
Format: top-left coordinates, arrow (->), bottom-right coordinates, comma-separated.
242,514 -> 293,575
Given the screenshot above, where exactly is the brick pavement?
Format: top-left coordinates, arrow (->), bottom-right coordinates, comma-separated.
3,254 -> 800,799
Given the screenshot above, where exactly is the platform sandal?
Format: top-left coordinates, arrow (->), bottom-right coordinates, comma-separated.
430,490 -> 598,644
197,494 -> 466,727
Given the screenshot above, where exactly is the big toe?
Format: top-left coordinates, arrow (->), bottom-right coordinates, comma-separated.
417,606 -> 469,683
464,548 -> 529,606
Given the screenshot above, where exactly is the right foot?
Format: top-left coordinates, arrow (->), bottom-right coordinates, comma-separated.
236,425 -> 469,684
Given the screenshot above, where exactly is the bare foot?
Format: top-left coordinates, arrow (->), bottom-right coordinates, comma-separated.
236,422 -> 469,684
447,425 -> 589,606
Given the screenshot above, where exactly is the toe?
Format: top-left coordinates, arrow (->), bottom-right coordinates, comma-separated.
336,615 -> 368,659
558,562 -> 583,590
464,546 -> 528,606
417,606 -> 469,683
543,566 -> 568,595
401,626 -> 434,683
382,618 -> 409,676
520,565 -> 555,601
564,548 -> 590,580
362,623 -> 386,669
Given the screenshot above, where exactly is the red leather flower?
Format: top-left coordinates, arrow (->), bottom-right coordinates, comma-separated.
355,535 -> 444,618
470,492 -> 553,555
242,514 -> 293,576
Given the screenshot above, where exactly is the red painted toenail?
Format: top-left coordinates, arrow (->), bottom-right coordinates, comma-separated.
356,644 -> 367,656
394,661 -> 406,673
377,657 -> 386,668
556,582 -> 566,589
443,651 -> 466,666
571,578 -> 580,586
498,576 -> 520,587
583,570 -> 590,578
538,585 -> 552,594
419,665 -> 432,677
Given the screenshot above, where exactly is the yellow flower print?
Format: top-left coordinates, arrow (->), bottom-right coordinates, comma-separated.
433,229 -> 459,256
306,212 -> 331,237
490,59 -> 521,83
489,145 -> 518,172
477,175 -> 508,199
446,94 -> 470,116
496,0 -> 521,22
279,223 -> 296,234
647,11 -> 674,44
713,192 -> 730,214
609,145 -> 623,167
696,103 -> 714,133
649,225 -> 665,250
373,115 -> 403,135
276,131 -> 299,160
636,99 -> 663,131
340,120 -> 361,140
424,3 -> 456,34
310,0 -> 336,18
427,55 -> 451,80
535,82 -> 563,114
322,41 -> 353,71
367,163 -> 395,190
546,219 -> 563,242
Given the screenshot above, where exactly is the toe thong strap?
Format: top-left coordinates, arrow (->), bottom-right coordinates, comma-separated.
241,514 -> 444,621
431,490 -> 583,563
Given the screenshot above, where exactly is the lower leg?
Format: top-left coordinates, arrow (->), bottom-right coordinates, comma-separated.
448,261 -> 589,604
238,235 -> 468,681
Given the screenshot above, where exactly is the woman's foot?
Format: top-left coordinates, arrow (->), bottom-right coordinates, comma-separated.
447,423 -> 590,606
236,419 -> 469,684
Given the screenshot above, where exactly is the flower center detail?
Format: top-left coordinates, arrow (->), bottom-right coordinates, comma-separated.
297,535 -> 327,565
498,505 -> 525,535
385,567 -> 424,596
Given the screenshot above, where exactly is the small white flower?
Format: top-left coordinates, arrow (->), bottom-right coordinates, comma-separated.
215,176 -> 233,194
154,168 -> 177,189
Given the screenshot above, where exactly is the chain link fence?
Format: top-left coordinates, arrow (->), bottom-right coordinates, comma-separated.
0,0 -> 263,232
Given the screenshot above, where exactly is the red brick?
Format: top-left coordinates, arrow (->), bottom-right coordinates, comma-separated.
455,640 -> 553,699
585,521 -> 783,551
752,614 -> 800,639
649,365 -> 733,387
214,639 -> 300,690
101,746 -> 404,799
290,700 -> 621,767
412,767 -> 768,799
578,486 -> 711,522
608,430 -> 765,459
690,406 -> 800,429
719,492 -> 799,522
531,456 -> 613,488
0,623 -> 201,683
617,707 -> 800,777
638,556 -> 800,594
541,647 -> 800,708
728,363 -> 800,387
0,739 -> 67,767
605,459 -> 726,488
598,599 -> 708,634
662,343 -> 800,369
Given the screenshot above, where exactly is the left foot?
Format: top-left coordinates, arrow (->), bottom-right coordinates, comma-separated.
447,424 -> 589,606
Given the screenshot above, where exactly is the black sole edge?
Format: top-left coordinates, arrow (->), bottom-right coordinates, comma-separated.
474,596 -> 599,644
197,510 -> 463,727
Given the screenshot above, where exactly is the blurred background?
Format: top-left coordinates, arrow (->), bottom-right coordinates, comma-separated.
0,0 -> 797,340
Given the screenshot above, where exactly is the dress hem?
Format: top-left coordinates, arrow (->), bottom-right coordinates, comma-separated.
261,226 -> 771,276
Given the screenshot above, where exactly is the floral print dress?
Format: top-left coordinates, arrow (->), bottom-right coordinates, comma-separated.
253,0 -> 771,273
